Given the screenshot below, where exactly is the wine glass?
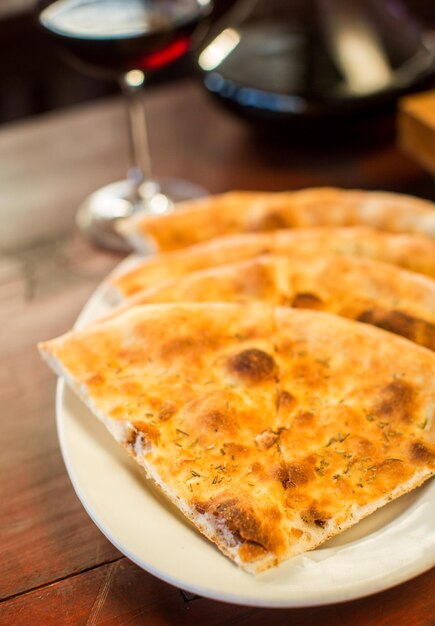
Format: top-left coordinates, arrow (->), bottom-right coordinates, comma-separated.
37,0 -> 213,251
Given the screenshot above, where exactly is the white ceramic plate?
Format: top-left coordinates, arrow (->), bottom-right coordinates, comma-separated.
56,260 -> 435,607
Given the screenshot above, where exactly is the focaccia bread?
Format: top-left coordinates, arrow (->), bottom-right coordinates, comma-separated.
117,191 -> 275,252
39,303 -> 435,573
117,188 -> 435,252
111,227 -> 435,299
107,254 -> 435,352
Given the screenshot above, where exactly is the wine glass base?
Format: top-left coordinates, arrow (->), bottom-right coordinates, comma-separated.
76,178 -> 208,252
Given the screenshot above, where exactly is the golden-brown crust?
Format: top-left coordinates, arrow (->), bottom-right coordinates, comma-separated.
111,226 -> 435,298
118,188 -> 435,252
108,254 -> 435,352
39,303 -> 435,573
117,191 -> 274,252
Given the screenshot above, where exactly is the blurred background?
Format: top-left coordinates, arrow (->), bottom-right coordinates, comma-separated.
0,0 -> 237,124
2,0 -> 434,126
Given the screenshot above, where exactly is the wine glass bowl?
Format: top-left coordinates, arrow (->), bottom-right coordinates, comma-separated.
37,0 -> 213,251
38,0 -> 213,78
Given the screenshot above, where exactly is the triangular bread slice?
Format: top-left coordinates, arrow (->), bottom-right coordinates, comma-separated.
106,254 -> 435,352
117,188 -> 435,252
111,227 -> 435,299
39,304 -> 435,573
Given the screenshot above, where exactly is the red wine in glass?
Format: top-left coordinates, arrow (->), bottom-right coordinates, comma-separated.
38,0 -> 211,78
36,0 -> 213,251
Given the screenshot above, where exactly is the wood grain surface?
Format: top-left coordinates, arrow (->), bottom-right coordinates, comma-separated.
0,78 -> 434,624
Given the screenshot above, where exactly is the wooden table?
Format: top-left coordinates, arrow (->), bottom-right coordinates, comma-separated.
0,79 -> 434,625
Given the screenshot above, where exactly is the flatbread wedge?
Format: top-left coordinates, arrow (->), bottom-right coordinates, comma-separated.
111,227 -> 435,299
117,188 -> 435,252
39,303 -> 435,573
117,191 -> 275,253
107,254 -> 435,352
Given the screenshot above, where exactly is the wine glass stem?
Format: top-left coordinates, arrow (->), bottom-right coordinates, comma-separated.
119,72 -> 152,187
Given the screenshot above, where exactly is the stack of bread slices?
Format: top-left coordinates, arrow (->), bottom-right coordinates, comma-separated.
39,188 -> 435,573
